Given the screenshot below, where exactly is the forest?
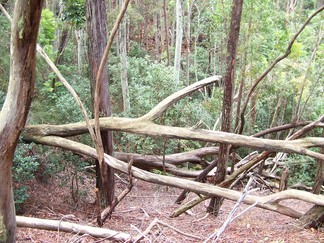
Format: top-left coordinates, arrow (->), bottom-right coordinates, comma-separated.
0,0 -> 323,242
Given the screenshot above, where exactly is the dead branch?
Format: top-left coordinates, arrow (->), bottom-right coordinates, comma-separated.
204,177 -> 258,242
172,115 -> 324,217
22,135 -> 324,219
252,121 -> 311,137
134,218 -> 202,242
25,119 -> 324,161
140,75 -> 222,121
115,146 -> 219,166
16,216 -> 130,241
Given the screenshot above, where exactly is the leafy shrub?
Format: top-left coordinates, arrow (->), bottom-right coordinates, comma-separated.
286,154 -> 317,187
12,142 -> 40,212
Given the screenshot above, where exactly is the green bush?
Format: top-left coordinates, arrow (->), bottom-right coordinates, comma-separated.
286,154 -> 317,187
12,142 -> 40,212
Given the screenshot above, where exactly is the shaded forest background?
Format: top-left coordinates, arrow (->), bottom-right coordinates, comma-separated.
0,0 -> 323,219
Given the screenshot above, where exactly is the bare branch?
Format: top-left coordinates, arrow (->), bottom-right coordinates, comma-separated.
24,119 -> 324,161
140,76 -> 222,121
134,218 -> 202,242
21,135 -> 324,219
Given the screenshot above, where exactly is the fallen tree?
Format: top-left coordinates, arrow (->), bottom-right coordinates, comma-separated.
23,134 -> 324,220
22,77 -> 324,223
16,216 -> 130,241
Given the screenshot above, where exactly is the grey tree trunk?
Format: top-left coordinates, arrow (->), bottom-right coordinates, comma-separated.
119,0 -> 130,112
86,0 -> 115,206
174,0 -> 183,84
0,1 -> 43,242
163,0 -> 170,66
75,29 -> 83,74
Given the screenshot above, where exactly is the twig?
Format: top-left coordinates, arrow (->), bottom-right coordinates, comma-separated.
204,176 -> 258,242
57,214 -> 80,243
131,224 -> 151,242
70,233 -> 89,243
194,213 -> 210,222
134,218 -> 202,242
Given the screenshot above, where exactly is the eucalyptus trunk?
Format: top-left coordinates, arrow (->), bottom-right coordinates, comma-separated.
0,1 -> 43,242
86,0 -> 115,206
119,0 -> 130,112
174,0 -> 183,84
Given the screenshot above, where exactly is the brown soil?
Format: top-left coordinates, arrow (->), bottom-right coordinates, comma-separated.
17,174 -> 324,242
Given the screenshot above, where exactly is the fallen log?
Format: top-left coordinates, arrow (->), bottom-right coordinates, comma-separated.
16,216 -> 131,241
23,135 -> 324,219
115,146 -> 219,166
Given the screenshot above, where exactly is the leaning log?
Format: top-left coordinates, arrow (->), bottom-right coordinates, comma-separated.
296,205 -> 324,228
22,135 -> 324,219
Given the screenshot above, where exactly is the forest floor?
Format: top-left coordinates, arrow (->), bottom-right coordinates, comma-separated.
16,172 -> 324,243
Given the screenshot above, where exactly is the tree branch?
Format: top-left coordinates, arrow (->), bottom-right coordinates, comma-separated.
16,216 -> 130,241
21,135 -> 324,219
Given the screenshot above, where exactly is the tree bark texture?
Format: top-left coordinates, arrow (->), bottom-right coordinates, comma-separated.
163,0 -> 170,66
119,0 -> 130,112
86,0 -> 115,206
16,216 -> 130,241
174,0 -> 183,84
208,0 -> 243,215
21,135 -> 324,220
0,1 -> 43,242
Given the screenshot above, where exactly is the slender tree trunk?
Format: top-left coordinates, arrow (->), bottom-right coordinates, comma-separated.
154,13 -> 159,61
313,129 -> 324,194
52,28 -> 69,90
174,0 -> 183,84
294,32 -> 323,122
0,1 -> 43,242
163,0 -> 170,66
86,0 -> 115,206
119,0 -> 130,112
249,92 -> 257,134
207,0 -> 243,216
297,129 -> 324,228
185,0 -> 193,85
75,29 -> 83,74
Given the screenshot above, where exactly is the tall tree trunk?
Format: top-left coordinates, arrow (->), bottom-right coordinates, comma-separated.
185,0 -> 194,86
174,0 -> 183,84
75,29 -> 83,74
52,28 -> 69,91
119,0 -> 130,112
207,0 -> 243,216
0,1 -> 43,242
86,0 -> 115,206
163,0 -> 170,66
249,92 -> 257,134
